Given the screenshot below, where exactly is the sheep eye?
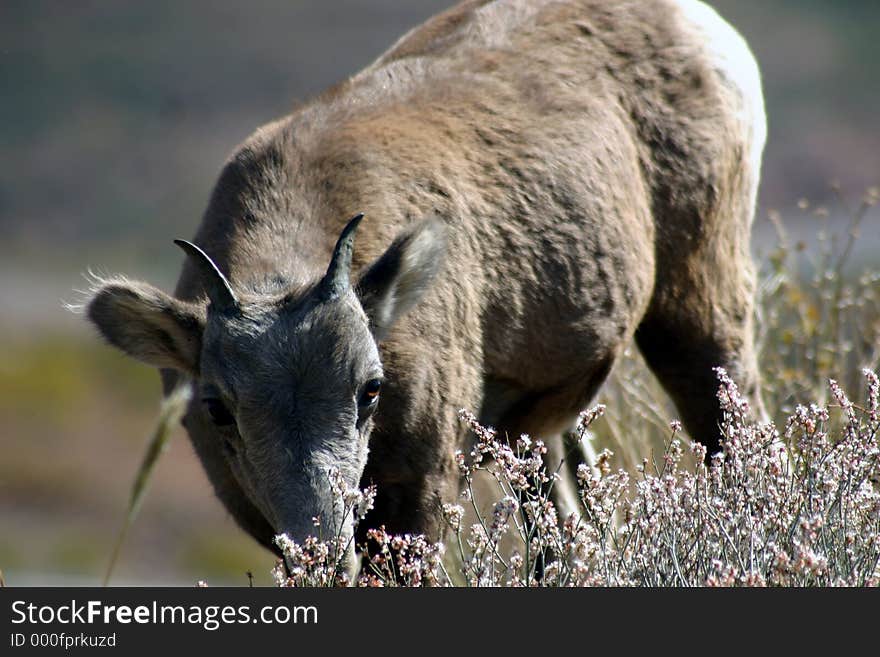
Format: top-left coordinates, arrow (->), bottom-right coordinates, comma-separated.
359,379 -> 382,407
202,397 -> 236,427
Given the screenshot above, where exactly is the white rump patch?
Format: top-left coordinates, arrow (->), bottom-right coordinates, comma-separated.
674,0 -> 767,186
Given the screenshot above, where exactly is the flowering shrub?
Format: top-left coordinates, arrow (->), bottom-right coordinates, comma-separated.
272,368 -> 879,587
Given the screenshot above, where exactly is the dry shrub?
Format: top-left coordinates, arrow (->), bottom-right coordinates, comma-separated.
274,371 -> 879,587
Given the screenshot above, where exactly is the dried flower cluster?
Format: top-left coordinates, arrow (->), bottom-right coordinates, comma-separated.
271,470 -> 376,587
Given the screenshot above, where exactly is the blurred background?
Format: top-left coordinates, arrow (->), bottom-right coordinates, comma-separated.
1,1 -> 878,585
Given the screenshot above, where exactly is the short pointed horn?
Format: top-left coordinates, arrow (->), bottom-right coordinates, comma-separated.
174,239 -> 238,313
320,213 -> 364,300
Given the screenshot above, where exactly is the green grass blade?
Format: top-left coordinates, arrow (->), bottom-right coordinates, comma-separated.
102,384 -> 192,586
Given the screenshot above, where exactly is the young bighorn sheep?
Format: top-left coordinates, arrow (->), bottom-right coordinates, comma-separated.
86,0 -> 766,555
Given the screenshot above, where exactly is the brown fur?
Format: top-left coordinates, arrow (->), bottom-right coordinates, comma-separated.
97,0 -> 765,548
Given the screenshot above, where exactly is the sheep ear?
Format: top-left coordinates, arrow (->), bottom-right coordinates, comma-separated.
356,218 -> 446,341
87,280 -> 205,375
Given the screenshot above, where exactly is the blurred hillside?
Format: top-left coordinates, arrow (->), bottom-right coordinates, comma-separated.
2,1 -> 879,271
1,1 -> 878,586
